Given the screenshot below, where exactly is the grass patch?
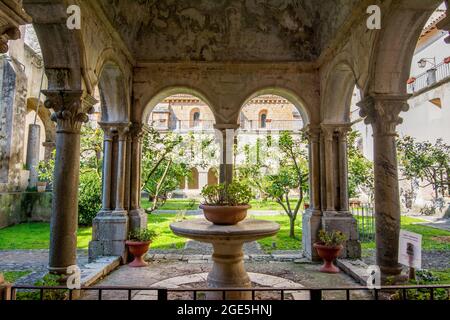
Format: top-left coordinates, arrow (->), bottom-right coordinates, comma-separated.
361,216 -> 450,250
2,271 -> 31,283
142,199 -> 199,211
0,223 -> 91,250
251,214 -> 302,253
147,213 -> 193,249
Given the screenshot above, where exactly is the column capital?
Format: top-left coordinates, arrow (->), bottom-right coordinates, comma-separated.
129,123 -> 145,142
303,125 -> 321,142
43,90 -> 94,134
0,0 -> 31,53
357,94 -> 410,136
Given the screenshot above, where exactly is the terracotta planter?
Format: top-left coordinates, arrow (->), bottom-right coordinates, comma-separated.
313,243 -> 343,273
304,203 -> 310,209
199,204 -> 250,225
126,240 -> 151,267
37,182 -> 47,193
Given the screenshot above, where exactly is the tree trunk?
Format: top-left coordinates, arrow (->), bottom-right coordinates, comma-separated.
289,216 -> 296,238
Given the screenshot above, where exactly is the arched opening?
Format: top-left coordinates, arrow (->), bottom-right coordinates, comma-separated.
188,168 -> 199,190
142,91 -> 218,203
207,167 -> 219,186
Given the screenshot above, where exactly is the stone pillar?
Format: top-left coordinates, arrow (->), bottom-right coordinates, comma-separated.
336,126 -> 351,213
25,124 -> 41,189
198,169 -> 209,191
42,90 -> 92,275
302,125 -> 322,261
214,124 -> 239,184
318,123 -> 360,259
89,123 -> 131,262
99,124 -> 115,213
358,94 -> 410,282
129,123 -> 147,231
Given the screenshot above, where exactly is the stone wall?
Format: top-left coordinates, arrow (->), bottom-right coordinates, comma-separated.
0,192 -> 52,229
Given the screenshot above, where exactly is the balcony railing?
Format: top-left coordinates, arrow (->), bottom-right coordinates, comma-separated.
239,120 -> 304,132
149,120 -> 304,132
408,61 -> 450,93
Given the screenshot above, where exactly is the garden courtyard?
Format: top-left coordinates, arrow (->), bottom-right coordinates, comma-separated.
1,199 -> 450,299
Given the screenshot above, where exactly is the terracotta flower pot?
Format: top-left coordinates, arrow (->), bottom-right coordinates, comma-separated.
126,240 -> 151,267
37,182 -> 47,193
313,243 -> 343,273
199,204 -> 250,225
304,203 -> 310,209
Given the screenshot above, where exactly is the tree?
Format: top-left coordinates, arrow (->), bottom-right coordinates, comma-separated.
347,129 -> 374,202
397,136 -> 450,200
141,128 -> 190,212
264,131 -> 309,238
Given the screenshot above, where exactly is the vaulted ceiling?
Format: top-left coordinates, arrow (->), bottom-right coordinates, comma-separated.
97,0 -> 360,62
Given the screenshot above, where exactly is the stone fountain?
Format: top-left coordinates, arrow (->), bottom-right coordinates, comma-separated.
170,218 -> 280,300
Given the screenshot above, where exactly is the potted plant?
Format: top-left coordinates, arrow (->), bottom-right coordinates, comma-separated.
200,180 -> 252,225
313,229 -> 347,273
126,228 -> 157,267
36,156 -> 54,192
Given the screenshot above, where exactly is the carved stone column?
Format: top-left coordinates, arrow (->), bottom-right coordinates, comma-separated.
336,126 -> 351,213
302,125 -> 322,261
129,123 -> 147,231
42,90 -> 93,275
214,124 -> 239,184
319,123 -> 360,259
358,94 -> 410,282
0,0 -> 31,53
89,122 -> 131,263
321,125 -> 336,213
99,123 -> 115,214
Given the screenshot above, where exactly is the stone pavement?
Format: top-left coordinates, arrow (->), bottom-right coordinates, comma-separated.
82,260 -> 372,300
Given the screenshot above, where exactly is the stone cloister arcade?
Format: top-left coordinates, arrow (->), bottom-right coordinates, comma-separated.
2,0 -> 447,283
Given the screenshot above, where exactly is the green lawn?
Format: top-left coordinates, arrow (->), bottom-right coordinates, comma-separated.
141,198 -> 304,212
0,214 -> 448,254
2,271 -> 31,283
361,216 -> 450,250
0,222 -> 92,250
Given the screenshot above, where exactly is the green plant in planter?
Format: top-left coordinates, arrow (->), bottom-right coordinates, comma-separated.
128,228 -> 158,242
317,229 -> 347,247
201,180 -> 253,206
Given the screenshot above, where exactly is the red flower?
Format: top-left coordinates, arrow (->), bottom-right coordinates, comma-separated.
407,77 -> 416,84
444,57 -> 450,64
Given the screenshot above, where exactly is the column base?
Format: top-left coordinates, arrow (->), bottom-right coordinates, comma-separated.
321,212 -> 361,259
89,213 -> 129,263
129,208 -> 148,231
302,209 -> 322,261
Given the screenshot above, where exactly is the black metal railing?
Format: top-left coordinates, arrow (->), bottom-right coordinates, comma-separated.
7,284 -> 450,301
351,203 -> 375,242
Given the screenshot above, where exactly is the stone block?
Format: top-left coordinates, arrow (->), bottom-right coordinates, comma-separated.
91,215 -> 128,241
321,215 -> 361,259
302,209 -> 322,261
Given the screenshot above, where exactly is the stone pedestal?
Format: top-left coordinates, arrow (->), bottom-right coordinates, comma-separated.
321,212 -> 361,259
170,219 -> 279,300
89,123 -> 131,262
89,214 -> 129,262
302,209 -> 322,261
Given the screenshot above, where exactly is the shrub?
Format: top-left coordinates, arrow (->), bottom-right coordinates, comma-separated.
201,180 -> 253,206
128,228 -> 158,242
78,170 -> 102,226
16,274 -> 67,300
317,229 -> 347,247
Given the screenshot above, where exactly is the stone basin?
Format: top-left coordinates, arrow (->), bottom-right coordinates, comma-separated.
170,218 -> 280,300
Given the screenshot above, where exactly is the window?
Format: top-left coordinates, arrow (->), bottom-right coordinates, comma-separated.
190,108 -> 201,128
259,110 -> 268,128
